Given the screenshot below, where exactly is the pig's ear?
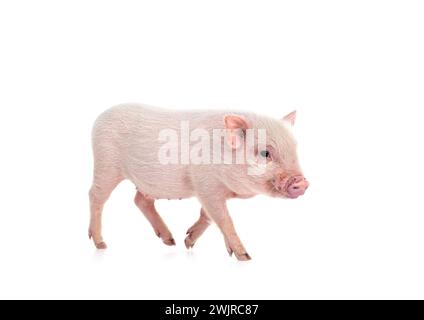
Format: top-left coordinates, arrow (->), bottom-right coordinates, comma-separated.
282,110 -> 296,126
223,115 -> 250,149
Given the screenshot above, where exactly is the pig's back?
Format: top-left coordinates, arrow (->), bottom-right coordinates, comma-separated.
92,103 -> 226,199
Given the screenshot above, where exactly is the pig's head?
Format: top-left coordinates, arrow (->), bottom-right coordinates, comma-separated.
223,111 -> 309,199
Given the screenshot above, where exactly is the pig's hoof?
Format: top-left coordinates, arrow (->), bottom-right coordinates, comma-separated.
155,229 -> 175,246
224,240 -> 233,256
235,253 -> 251,261
184,235 -> 195,249
163,238 -> 176,246
226,247 -> 233,257
95,241 -> 107,250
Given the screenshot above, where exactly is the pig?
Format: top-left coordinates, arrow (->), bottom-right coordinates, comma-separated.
89,103 -> 309,261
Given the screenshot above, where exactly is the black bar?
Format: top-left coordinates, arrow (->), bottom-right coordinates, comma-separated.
0,299 -> 417,318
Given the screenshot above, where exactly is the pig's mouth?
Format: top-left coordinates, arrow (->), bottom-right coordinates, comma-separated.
268,179 -> 290,198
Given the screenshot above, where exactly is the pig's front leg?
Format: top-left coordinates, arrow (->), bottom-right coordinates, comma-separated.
199,196 -> 251,261
184,208 -> 211,249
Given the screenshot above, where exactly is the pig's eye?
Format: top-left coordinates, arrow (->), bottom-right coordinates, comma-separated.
260,150 -> 270,158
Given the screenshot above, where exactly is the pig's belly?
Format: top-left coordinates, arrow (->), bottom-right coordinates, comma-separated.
124,164 -> 195,200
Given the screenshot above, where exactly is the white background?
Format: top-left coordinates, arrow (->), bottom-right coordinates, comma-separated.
0,0 -> 423,299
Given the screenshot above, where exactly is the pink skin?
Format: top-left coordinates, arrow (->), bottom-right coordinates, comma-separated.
286,175 -> 309,198
134,191 -> 175,246
184,208 -> 210,249
89,104 -> 308,260
272,174 -> 309,199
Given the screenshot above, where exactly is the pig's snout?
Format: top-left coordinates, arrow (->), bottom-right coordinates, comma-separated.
272,174 -> 309,198
286,175 -> 309,198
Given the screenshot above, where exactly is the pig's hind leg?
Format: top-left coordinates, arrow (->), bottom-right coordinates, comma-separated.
89,169 -> 123,249
184,208 -> 211,249
134,191 -> 176,246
